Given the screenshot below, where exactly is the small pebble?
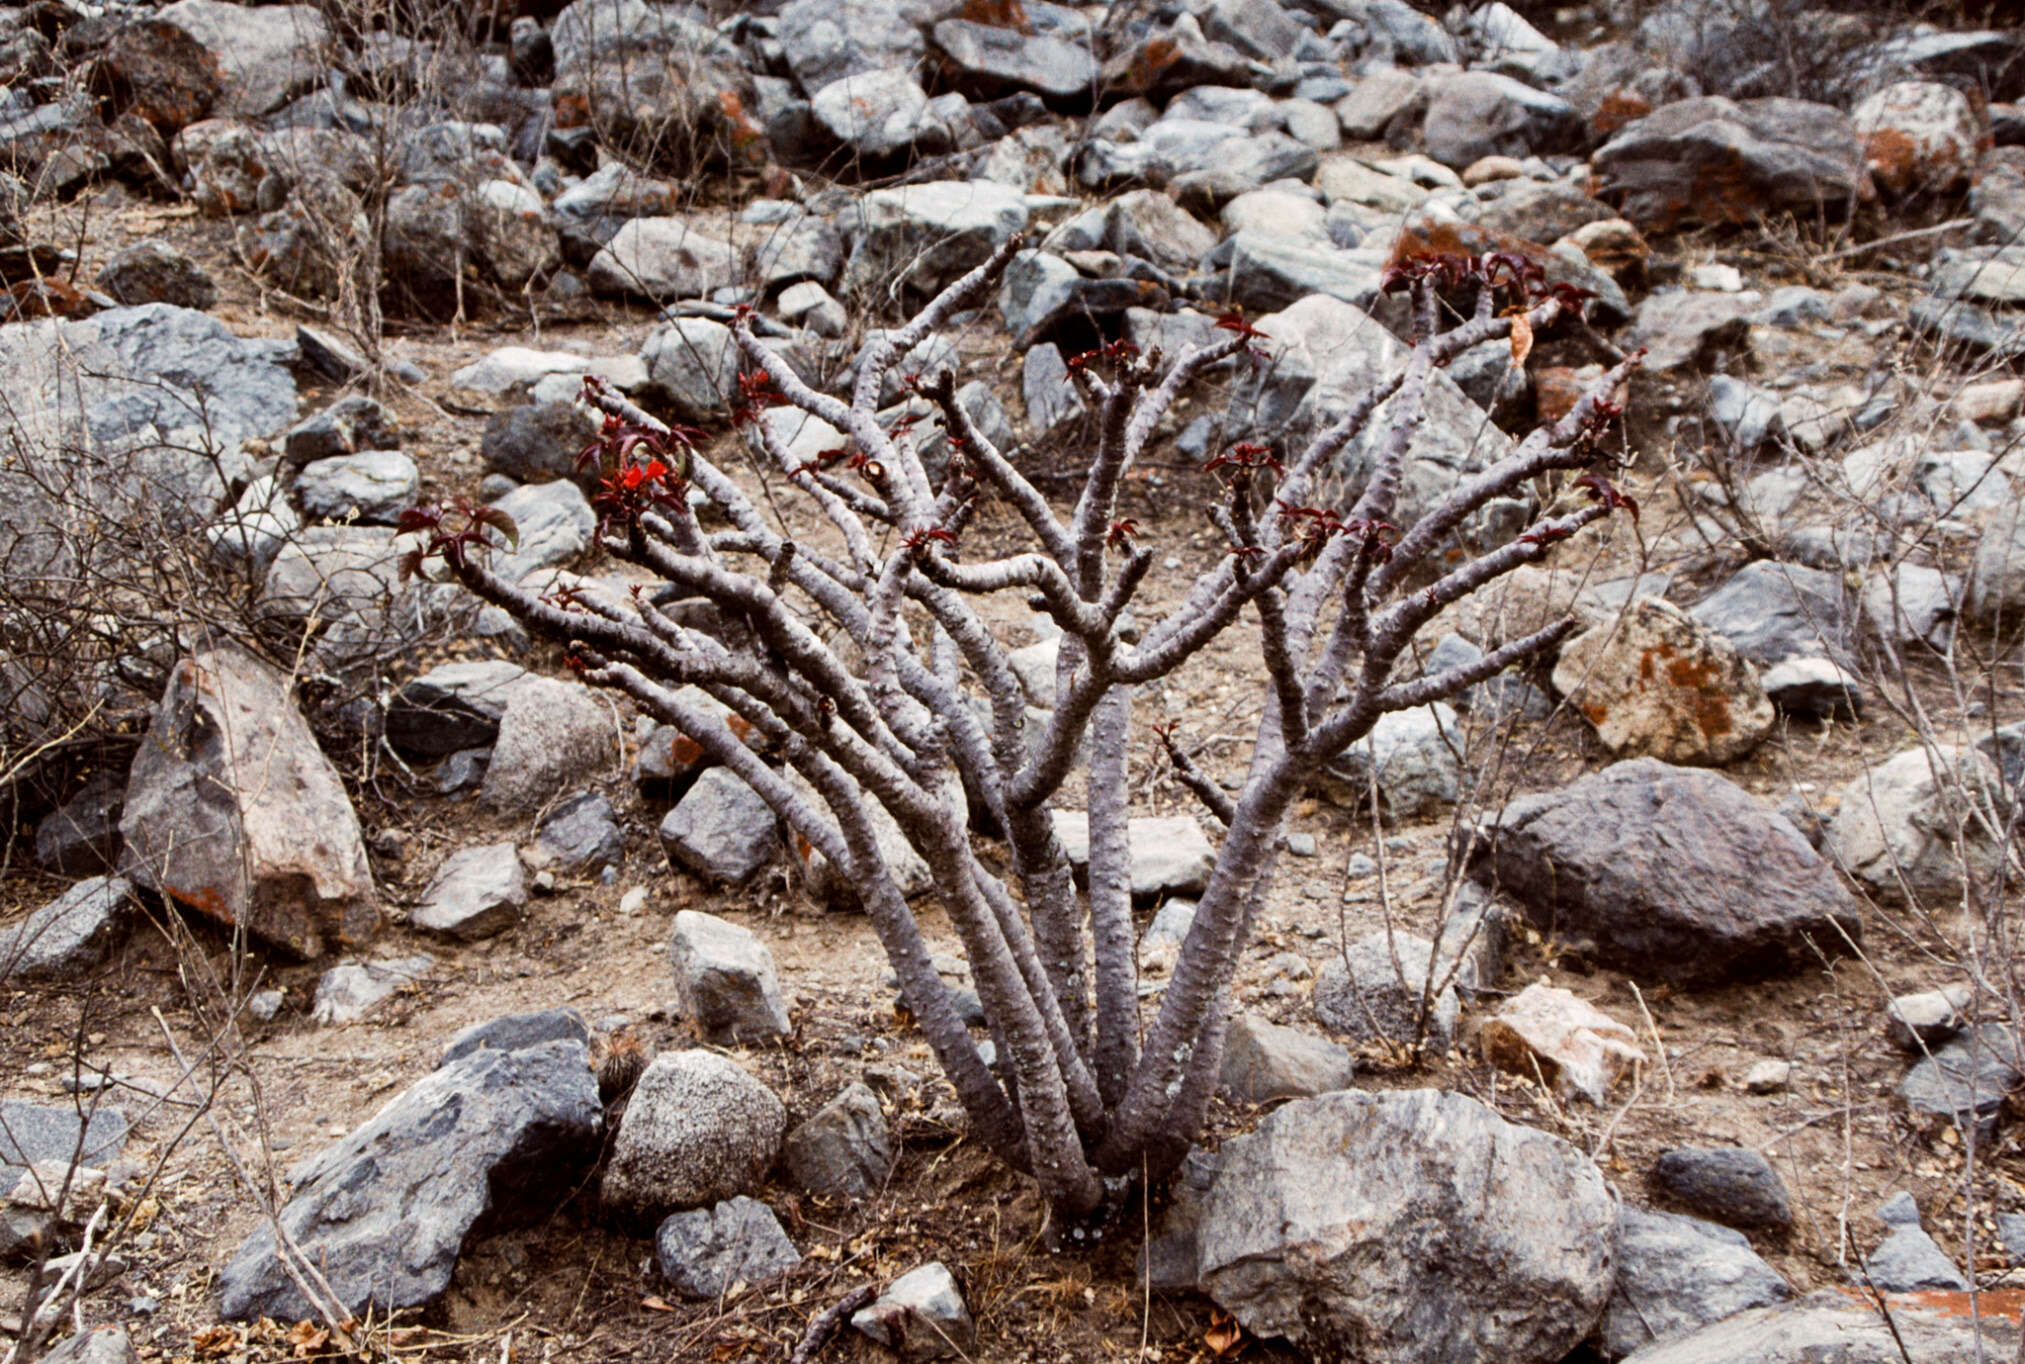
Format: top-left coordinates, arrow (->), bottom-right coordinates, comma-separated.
1344,853 -> 1377,880
618,887 -> 648,915
1743,1059 -> 1790,1093
1285,831 -> 1318,857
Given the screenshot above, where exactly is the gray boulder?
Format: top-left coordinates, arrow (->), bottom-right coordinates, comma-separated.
1591,97 -> 1868,231
1617,1292 -> 2020,1362
1324,702 -> 1463,815
640,316 -> 741,422
931,20 -> 1096,100
1605,1205 -> 1793,1357
1652,1147 -> 1792,1230
40,1328 -> 140,1364
386,660 -> 532,756
310,954 -> 434,1025
600,1050 -> 786,1227
486,479 -> 595,580
670,910 -> 791,1044
1195,1089 -> 1614,1361
440,1006 -> 590,1066
157,0 -> 330,116
656,1197 -> 801,1299
1421,72 -> 1581,169
1466,759 -> 1861,985
478,677 -> 616,817
96,240 -> 217,310
1313,930 -> 1463,1053
660,768 -> 778,884
1823,744 -> 2009,906
1900,1024 -> 2021,1139
217,1037 -> 601,1321
1219,1014 -> 1356,1103
776,0 -> 924,96
535,792 -> 625,873
480,401 -> 598,485
285,395 -> 400,467
294,450 -> 419,525
586,218 -> 739,301
413,844 -> 525,941
840,179 -> 1029,306
853,1262 -> 975,1361
121,648 -> 378,958
1689,561 -> 1852,665
810,69 -> 944,160
0,876 -> 133,982
1048,810 -> 1215,904
784,1082 -> 893,1198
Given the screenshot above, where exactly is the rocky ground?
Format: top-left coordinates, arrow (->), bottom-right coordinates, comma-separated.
3,0 -> 2025,1361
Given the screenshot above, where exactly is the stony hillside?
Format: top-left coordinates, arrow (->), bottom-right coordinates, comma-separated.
2,0 -> 2025,1361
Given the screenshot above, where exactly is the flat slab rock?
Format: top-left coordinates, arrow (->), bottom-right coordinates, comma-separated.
1193,1088 -> 1615,1362
1465,758 -> 1861,985
1619,1290 -> 2020,1362
217,1036 -> 602,1321
1049,810 -> 1215,903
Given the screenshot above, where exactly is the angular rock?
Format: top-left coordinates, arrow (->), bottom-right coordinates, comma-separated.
784,1082 -> 892,1199
853,1262 -> 975,1361
1481,982 -> 1646,1104
1886,984 -> 1972,1053
656,1196 -> 800,1299
840,179 -> 1029,305
1868,1222 -> 1969,1293
440,1006 -> 591,1066
1313,930 -> 1463,1054
217,1037 -> 600,1320
1970,494 -> 2025,623
931,20 -> 1096,101
1604,1206 -> 1792,1357
0,876 -> 133,983
413,844 -> 525,941
121,649 -> 377,958
670,910 -> 791,1044
1552,598 -> 1773,765
586,217 -> 738,301
0,1100 -> 130,1171
1466,759 -> 1862,985
157,0 -> 330,117
479,677 -> 615,817
1823,745 -> 2009,905
1323,702 -> 1464,814
1196,1089 -> 1613,1362
1619,1291 -> 2020,1362
535,792 -> 625,873
600,1050 -> 785,1227
1900,1024 -> 2021,1139
810,69 -> 942,160
1219,1014 -> 1356,1103
1854,81 -> 1980,195
480,402 -> 598,485
309,954 -> 433,1025
640,316 -> 740,422
33,772 -> 126,877
1689,561 -> 1851,665
1205,229 -> 1384,315
660,768 -> 777,885
1421,72 -> 1581,169
1590,96 -> 1870,231
386,660 -> 531,756
294,451 -> 419,525
1048,811 -> 1215,904
1628,291 -> 1756,374
776,0 -> 924,96
1652,1147 -> 1791,1230
285,395 -> 400,467
95,240 -> 216,310
1761,657 -> 1863,721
